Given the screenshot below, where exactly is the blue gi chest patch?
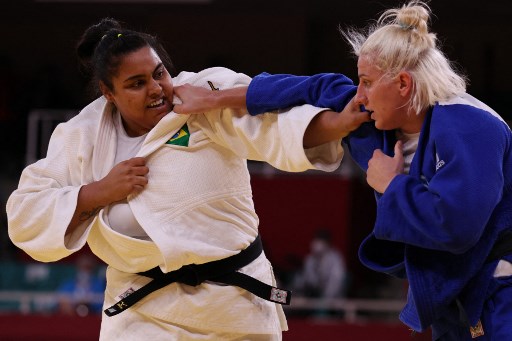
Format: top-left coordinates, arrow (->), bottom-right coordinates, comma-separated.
166,123 -> 189,146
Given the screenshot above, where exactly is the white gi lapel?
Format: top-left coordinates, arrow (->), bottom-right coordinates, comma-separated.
137,112 -> 190,157
91,99 -> 118,181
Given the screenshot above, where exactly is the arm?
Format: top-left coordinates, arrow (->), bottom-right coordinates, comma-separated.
174,67 -> 354,172
173,72 -> 358,116
247,72 -> 357,114
173,79 -> 369,149
7,107 -> 149,261
67,157 -> 149,236
173,84 -> 248,114
303,98 -> 370,148
7,123 -> 90,262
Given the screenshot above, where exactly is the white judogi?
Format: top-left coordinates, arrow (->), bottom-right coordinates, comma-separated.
7,67 -> 343,339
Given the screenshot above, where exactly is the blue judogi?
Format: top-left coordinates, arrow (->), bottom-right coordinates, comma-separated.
246,72 -> 512,340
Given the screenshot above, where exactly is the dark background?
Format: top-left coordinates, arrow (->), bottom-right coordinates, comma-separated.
1,0 -> 512,175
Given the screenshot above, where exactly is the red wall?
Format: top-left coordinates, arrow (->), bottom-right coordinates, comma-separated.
251,175 -> 352,270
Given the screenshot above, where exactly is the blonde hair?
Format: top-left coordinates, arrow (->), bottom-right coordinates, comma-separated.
342,1 -> 467,114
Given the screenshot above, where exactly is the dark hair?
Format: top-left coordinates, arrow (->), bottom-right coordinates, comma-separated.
76,18 -> 175,97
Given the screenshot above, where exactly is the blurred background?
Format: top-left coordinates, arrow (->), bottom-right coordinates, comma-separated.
1,0 -> 511,339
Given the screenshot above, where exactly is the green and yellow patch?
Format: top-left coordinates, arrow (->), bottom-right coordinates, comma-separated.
166,123 -> 190,146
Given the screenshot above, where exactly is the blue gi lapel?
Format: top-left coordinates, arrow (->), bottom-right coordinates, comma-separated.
382,130 -> 397,156
408,107 -> 433,179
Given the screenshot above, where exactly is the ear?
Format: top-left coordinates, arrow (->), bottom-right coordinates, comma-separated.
397,71 -> 413,97
99,81 -> 115,102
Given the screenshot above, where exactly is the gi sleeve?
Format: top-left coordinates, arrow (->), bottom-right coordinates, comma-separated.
246,72 -> 357,115
6,121 -> 92,262
201,105 -> 344,173
184,67 -> 345,172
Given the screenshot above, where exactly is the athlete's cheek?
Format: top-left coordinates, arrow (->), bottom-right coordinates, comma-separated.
163,84 -> 174,99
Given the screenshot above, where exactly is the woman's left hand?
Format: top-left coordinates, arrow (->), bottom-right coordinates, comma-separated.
173,84 -> 217,114
367,141 -> 404,193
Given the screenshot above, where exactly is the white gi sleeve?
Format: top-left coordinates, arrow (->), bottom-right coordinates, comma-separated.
199,106 -> 344,172
6,118 -> 94,262
174,67 -> 344,172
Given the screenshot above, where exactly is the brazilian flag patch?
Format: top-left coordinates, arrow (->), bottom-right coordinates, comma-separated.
166,123 -> 190,146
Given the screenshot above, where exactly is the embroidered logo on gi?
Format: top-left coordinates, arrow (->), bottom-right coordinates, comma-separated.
470,320 -> 484,338
270,288 -> 288,304
166,123 -> 190,147
118,287 -> 135,300
435,153 -> 445,171
207,80 -> 219,91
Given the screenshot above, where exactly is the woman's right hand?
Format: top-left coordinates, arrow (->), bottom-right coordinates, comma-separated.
98,157 -> 149,204
67,157 -> 149,234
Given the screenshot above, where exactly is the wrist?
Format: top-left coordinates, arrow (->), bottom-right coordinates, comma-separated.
210,91 -> 224,110
81,180 -> 111,208
213,87 -> 248,110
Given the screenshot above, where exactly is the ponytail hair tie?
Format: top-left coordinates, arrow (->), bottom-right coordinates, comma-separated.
398,22 -> 414,30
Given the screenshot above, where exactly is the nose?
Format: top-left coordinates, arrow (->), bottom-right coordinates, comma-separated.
148,78 -> 162,97
354,84 -> 367,107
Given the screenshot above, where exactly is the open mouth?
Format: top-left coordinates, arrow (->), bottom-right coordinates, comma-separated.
360,105 -> 374,116
147,98 -> 165,108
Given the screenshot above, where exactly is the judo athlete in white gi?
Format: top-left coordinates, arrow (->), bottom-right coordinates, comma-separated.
6,18 -> 369,340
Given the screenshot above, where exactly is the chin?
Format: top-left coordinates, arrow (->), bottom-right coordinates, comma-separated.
157,111 -> 170,120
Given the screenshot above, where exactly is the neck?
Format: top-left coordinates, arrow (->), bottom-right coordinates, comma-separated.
400,109 -> 427,134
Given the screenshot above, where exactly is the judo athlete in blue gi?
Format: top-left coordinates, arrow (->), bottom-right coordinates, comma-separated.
172,1 -> 512,339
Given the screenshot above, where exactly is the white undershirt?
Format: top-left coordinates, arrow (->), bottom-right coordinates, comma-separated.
106,112 -> 151,240
395,130 -> 420,175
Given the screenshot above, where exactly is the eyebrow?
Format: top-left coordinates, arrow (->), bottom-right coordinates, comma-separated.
123,63 -> 164,83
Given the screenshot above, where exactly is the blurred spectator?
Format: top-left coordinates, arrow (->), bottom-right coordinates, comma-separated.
57,254 -> 106,316
293,228 -> 348,315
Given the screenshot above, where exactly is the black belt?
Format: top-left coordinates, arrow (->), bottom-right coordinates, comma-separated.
104,235 -> 291,317
486,230 -> 512,263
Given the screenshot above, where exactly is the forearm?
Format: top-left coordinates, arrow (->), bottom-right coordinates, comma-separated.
212,86 -> 248,110
304,103 -> 370,148
173,84 -> 248,114
303,110 -> 351,148
247,72 -> 357,115
66,181 -> 111,236
66,157 -> 149,235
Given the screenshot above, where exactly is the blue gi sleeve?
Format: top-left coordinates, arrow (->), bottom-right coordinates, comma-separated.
374,105 -> 511,254
246,72 -> 357,115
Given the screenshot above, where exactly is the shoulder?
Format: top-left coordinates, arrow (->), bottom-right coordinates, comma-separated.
61,97 -> 109,131
66,96 -> 108,124
173,67 -> 251,89
433,94 -> 510,135
49,97 -> 111,148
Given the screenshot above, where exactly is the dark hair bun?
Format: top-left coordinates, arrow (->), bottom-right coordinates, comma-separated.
76,18 -> 123,75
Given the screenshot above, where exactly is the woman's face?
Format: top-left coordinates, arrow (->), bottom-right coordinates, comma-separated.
101,46 -> 174,137
355,55 -> 421,133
